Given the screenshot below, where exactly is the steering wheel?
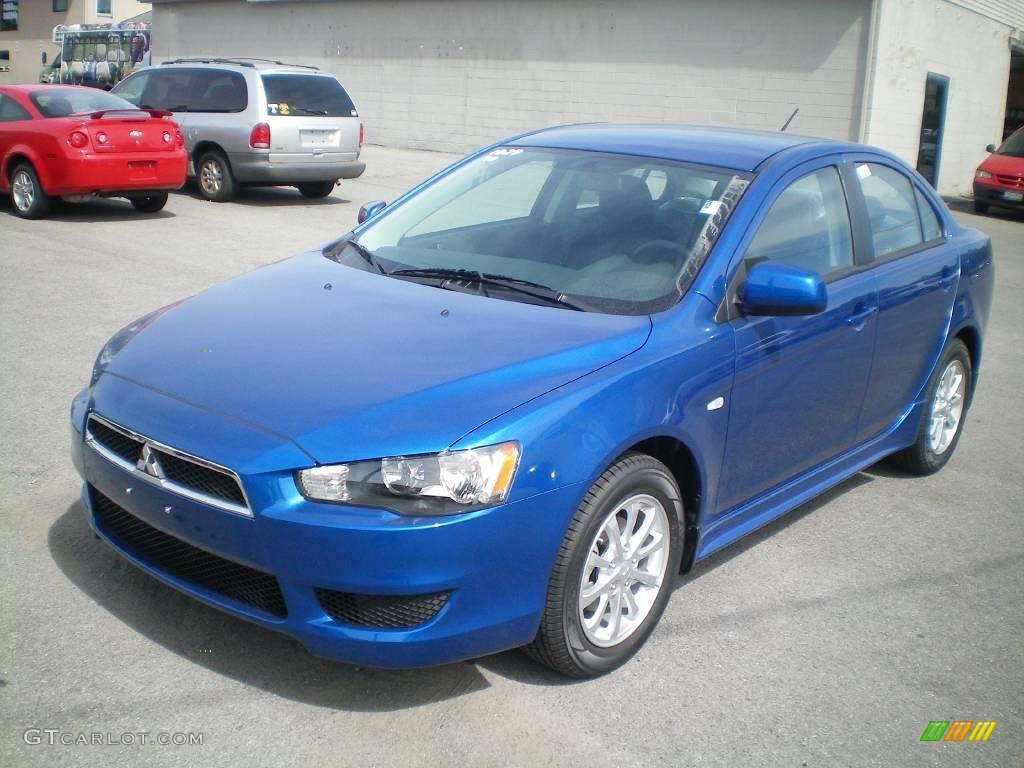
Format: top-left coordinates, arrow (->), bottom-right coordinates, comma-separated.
630,240 -> 689,265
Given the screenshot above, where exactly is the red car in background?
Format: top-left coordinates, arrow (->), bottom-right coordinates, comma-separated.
0,85 -> 186,219
973,127 -> 1024,215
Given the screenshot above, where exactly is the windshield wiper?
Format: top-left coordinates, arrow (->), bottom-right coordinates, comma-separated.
346,240 -> 385,273
291,107 -> 329,116
387,267 -> 587,311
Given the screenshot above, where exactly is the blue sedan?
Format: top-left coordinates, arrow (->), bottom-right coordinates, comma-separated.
70,124 -> 994,677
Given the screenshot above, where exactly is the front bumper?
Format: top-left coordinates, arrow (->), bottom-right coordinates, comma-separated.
70,385 -> 580,668
973,180 -> 1024,209
227,152 -> 366,184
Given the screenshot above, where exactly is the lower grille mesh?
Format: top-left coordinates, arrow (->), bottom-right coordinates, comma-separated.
91,488 -> 287,618
314,588 -> 450,628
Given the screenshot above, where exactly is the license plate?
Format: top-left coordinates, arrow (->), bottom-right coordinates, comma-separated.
1002,190 -> 1023,202
300,129 -> 338,148
127,161 -> 156,180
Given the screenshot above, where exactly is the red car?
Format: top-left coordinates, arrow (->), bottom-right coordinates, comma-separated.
973,127 -> 1024,214
0,85 -> 187,219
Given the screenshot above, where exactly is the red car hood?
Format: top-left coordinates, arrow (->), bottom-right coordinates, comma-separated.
978,153 -> 1024,177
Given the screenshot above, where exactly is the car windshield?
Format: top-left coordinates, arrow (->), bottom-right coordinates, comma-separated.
29,88 -> 138,117
261,74 -> 356,117
341,147 -> 749,315
995,129 -> 1024,157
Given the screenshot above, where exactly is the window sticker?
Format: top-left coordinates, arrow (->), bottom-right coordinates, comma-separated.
279,103 -> 291,116
267,103 -> 279,115
856,164 -> 871,180
482,148 -> 524,162
699,200 -> 724,215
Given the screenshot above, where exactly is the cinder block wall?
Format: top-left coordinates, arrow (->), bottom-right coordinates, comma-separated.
151,0 -> 871,151
864,0 -> 1013,195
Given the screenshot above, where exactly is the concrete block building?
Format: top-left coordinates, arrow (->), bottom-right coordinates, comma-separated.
47,1 -> 1024,194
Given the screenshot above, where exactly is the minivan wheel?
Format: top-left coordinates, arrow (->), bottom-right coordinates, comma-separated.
196,151 -> 236,202
130,193 -> 168,213
9,163 -> 51,219
888,339 -> 971,475
524,453 -> 683,678
297,181 -> 336,199
973,201 -> 989,214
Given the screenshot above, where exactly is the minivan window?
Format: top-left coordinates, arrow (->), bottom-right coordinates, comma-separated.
261,74 -> 356,117
128,69 -> 248,113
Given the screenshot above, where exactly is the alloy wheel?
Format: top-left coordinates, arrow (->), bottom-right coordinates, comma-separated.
200,160 -> 223,195
927,359 -> 966,455
578,493 -> 670,647
11,170 -> 35,212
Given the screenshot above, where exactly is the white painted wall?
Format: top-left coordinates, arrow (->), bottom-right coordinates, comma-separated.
864,0 -> 1015,195
150,0 -> 872,153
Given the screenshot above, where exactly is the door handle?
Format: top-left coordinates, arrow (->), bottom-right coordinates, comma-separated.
846,305 -> 878,331
938,265 -> 957,291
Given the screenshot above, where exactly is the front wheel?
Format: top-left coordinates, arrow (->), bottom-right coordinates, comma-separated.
130,193 -> 168,213
525,453 -> 683,677
9,163 -> 51,220
888,339 -> 971,475
297,181 -> 336,199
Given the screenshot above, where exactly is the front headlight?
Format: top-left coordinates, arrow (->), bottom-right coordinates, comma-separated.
975,170 -> 993,179
297,442 -> 521,515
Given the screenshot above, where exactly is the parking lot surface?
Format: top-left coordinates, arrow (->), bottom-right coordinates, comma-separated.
1,146 -> 1022,767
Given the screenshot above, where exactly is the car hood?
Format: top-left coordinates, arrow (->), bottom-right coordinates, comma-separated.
978,152 -> 1024,176
101,251 -> 652,464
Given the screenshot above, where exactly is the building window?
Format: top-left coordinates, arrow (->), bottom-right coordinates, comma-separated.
0,50 -> 10,72
53,0 -> 68,12
1,0 -> 18,32
96,0 -> 111,16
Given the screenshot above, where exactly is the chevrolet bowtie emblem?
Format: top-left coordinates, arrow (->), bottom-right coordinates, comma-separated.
137,443 -> 165,479
129,130 -> 143,139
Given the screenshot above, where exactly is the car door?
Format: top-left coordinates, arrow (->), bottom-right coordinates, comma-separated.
848,160 -> 960,441
716,161 -> 879,513
0,91 -> 35,182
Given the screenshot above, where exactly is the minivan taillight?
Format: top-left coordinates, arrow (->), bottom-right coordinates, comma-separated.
249,123 -> 271,149
67,131 -> 89,149
359,123 -> 364,148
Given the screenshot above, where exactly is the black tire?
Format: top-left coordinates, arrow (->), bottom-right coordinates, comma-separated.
196,150 -> 236,202
973,201 -> 989,214
297,181 -> 336,199
130,192 -> 168,213
888,339 -> 971,475
9,163 -> 51,220
525,453 -> 684,678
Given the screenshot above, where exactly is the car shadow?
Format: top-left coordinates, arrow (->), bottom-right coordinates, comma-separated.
0,196 -> 176,222
179,183 -> 349,207
48,502 -> 491,710
943,196 -> 1024,222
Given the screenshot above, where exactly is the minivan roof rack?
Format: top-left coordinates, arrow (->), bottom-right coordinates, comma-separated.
161,57 -> 319,71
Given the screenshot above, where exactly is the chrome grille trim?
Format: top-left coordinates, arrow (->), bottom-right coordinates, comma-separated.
85,412 -> 253,517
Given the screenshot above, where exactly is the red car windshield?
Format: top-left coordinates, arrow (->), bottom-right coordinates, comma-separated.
29,88 -> 138,118
994,130 -> 1024,158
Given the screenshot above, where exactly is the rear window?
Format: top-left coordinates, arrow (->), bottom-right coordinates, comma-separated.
29,88 -> 137,117
261,74 -> 356,117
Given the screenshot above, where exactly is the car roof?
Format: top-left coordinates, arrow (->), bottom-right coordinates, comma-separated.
0,84 -> 89,94
156,58 -> 326,75
509,123 -> 858,173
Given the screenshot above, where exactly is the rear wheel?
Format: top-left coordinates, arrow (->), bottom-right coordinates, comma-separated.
9,163 -> 51,220
196,151 -> 236,202
888,339 -> 971,475
297,181 -> 336,199
130,193 -> 168,213
973,200 -> 989,214
525,453 -> 683,677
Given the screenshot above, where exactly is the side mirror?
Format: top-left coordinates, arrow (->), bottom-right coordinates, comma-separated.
985,144 -> 996,153
741,262 -> 827,316
357,200 -> 386,224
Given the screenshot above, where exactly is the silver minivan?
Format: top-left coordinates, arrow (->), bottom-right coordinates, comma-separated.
112,58 -> 365,201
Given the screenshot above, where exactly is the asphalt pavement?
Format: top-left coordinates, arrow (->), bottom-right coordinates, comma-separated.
1,146 -> 1022,767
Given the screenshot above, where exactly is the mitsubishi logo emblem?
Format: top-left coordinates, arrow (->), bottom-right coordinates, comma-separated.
137,443 -> 165,479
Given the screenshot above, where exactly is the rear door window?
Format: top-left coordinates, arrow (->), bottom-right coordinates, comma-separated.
140,69 -> 247,113
0,93 -> 31,121
855,163 -> 927,258
261,74 -> 356,117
